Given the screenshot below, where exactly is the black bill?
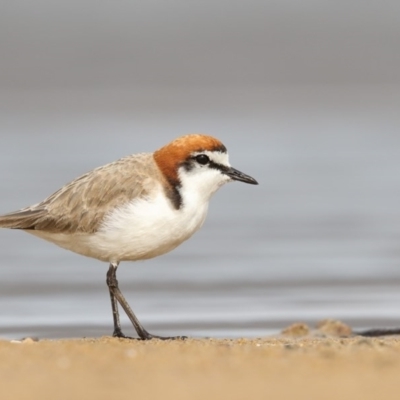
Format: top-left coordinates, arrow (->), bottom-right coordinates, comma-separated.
224,167 -> 258,185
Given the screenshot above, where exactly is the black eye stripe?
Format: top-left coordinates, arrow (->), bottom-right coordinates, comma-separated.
196,156 -> 228,172
208,160 -> 228,172
181,154 -> 228,173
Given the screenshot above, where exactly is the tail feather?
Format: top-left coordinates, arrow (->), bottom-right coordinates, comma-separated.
0,208 -> 46,230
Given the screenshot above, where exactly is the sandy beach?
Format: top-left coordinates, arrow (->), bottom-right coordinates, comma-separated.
2,326 -> 400,400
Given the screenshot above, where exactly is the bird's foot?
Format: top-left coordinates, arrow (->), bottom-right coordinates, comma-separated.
112,328 -> 187,340
112,329 -> 135,339
139,331 -> 188,341
140,335 -> 188,341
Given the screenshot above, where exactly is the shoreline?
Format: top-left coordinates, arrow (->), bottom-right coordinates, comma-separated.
2,332 -> 400,400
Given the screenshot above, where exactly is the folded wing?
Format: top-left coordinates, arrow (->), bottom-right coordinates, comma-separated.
0,154 -> 157,234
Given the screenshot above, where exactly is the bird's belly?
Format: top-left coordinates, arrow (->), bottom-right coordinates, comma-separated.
29,193 -> 209,263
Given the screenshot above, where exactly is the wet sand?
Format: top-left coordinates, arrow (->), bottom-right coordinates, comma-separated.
2,328 -> 400,400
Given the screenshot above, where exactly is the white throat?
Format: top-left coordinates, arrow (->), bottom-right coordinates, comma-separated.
177,151 -> 231,207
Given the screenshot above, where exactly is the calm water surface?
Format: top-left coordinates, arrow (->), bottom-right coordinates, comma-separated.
1,86 -> 400,339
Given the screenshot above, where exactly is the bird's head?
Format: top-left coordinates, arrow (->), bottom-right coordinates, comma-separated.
153,134 -> 258,206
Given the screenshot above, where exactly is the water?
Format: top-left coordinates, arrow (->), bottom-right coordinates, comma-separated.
1,85 -> 400,339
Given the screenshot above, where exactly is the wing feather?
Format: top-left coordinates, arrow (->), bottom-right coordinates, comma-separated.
0,153 -> 162,234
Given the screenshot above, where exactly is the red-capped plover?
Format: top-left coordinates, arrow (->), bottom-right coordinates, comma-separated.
0,134 -> 258,339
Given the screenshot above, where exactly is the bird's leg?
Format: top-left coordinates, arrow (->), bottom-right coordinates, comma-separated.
106,263 -> 186,340
106,263 -> 126,338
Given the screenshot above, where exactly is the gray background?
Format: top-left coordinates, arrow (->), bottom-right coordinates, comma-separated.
0,1 -> 400,339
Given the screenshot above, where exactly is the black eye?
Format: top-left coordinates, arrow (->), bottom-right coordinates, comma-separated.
195,154 -> 210,165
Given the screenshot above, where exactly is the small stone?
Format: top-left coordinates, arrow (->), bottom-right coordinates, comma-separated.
281,323 -> 310,337
316,319 -> 352,337
21,337 -> 38,344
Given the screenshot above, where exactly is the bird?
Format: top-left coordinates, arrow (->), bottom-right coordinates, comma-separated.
0,134 -> 258,340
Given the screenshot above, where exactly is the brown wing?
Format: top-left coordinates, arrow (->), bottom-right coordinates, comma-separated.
0,153 -> 161,234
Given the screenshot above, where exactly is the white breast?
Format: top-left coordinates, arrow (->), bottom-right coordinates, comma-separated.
95,188 -> 210,262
